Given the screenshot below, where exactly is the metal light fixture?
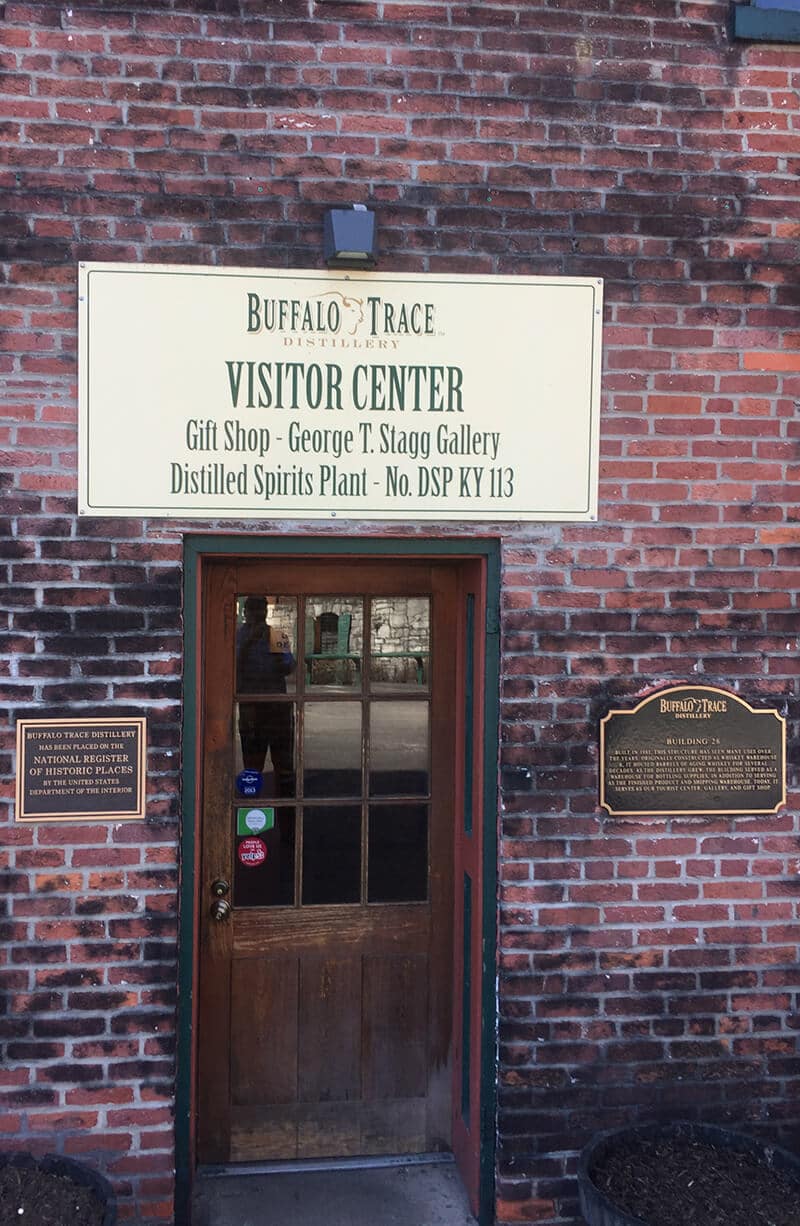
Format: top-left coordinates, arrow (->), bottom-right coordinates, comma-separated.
323,204 -> 377,269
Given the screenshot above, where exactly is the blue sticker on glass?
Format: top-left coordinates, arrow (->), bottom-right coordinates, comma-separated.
236,769 -> 263,797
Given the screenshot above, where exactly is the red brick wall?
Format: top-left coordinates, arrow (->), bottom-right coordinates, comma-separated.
2,2 -> 799,1223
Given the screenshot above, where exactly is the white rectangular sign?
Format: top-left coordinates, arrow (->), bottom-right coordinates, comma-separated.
78,264 -> 601,522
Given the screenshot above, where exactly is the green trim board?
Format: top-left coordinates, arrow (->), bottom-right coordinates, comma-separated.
461,871 -> 473,1124
175,541 -> 200,1226
463,593 -> 475,837
478,544 -> 500,1226
175,534 -> 501,1226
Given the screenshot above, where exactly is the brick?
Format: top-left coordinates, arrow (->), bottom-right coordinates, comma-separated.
496,1199 -> 557,1223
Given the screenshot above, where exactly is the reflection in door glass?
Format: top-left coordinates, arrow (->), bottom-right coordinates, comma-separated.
368,803 -> 428,903
369,702 -> 429,796
302,805 -> 361,904
235,701 -> 296,799
305,598 -> 363,690
234,806 -> 295,908
303,701 -> 362,798
236,595 -> 297,696
370,597 -> 430,690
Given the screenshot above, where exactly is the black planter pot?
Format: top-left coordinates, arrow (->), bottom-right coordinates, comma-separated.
578,1121 -> 800,1226
0,1151 -> 117,1226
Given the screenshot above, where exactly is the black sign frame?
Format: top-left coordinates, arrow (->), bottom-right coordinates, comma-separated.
600,686 -> 786,816
16,717 -> 146,822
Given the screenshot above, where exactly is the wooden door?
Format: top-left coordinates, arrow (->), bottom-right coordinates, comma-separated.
196,559 -> 463,1166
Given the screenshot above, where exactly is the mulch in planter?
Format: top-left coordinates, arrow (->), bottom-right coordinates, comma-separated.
0,1162 -> 105,1226
590,1134 -> 800,1226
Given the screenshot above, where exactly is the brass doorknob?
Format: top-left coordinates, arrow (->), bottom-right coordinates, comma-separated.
210,898 -> 232,922
211,878 -> 230,897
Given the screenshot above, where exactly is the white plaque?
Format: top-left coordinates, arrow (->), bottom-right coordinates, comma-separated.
79,263 -> 602,522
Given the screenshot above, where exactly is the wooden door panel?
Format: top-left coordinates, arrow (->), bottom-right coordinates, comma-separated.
234,904 -> 429,955
298,957 -> 362,1102
227,950 -> 433,1159
230,1106 -> 298,1162
229,1099 -> 428,1162
297,1102 -> 363,1158
362,955 -> 429,1100
230,958 -> 298,1107
359,1099 -> 427,1155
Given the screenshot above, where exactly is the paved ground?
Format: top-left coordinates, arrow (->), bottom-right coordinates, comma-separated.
192,1160 -> 478,1226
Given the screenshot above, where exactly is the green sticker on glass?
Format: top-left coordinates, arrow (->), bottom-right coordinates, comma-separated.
237,807 -> 275,836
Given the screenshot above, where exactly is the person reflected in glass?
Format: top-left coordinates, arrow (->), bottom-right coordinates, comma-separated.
237,596 -> 296,796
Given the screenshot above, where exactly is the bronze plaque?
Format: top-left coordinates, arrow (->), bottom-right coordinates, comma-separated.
600,686 -> 785,816
16,717 -> 146,822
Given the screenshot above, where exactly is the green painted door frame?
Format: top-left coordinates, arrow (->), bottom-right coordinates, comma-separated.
175,534 -> 500,1226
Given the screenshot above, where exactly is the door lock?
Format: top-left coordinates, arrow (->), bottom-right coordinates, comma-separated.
211,878 -> 230,897
210,898 -> 232,922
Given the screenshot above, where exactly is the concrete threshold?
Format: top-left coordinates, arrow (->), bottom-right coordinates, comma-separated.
192,1159 -> 479,1226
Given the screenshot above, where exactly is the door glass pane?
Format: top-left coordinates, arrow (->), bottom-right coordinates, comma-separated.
236,594 -> 298,696
305,597 -> 363,691
236,701 -> 296,799
303,701 -> 362,798
302,804 -> 361,905
234,805 -> 295,908
370,597 -> 430,691
368,803 -> 428,903
369,702 -> 429,796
